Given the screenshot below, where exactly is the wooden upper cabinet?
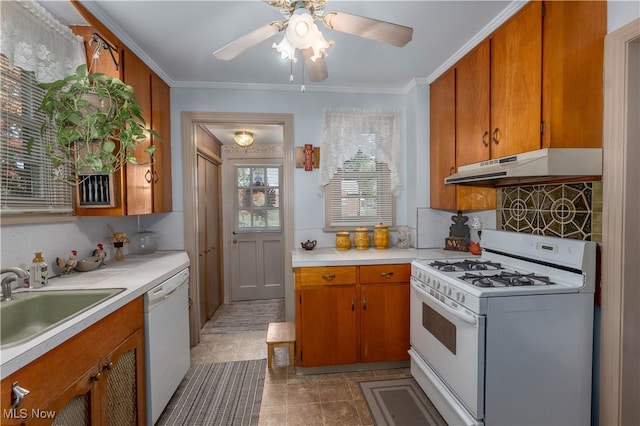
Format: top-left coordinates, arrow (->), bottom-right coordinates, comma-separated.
151,74 -> 172,213
123,50 -> 153,215
451,1 -> 604,169
456,40 -> 490,166
541,1 -> 606,149
430,68 -> 496,211
429,68 -> 457,210
490,1 -> 542,159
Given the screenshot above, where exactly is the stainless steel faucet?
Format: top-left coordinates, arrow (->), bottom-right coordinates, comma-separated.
1,267 -> 29,302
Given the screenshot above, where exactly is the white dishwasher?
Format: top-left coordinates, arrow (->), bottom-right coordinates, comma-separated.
144,268 -> 190,425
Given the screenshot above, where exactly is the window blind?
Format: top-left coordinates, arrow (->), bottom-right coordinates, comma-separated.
1,56 -> 73,214
327,151 -> 393,228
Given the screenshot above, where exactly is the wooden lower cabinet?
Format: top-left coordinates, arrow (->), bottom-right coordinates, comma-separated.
0,298 -> 145,425
295,264 -> 410,368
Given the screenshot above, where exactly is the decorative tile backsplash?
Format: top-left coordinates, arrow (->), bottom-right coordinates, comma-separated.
497,182 -> 602,242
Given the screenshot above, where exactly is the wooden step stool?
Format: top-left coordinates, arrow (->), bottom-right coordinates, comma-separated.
266,322 -> 295,368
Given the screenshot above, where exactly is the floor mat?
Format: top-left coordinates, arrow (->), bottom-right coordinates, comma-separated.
360,378 -> 448,426
156,359 -> 266,426
202,299 -> 285,334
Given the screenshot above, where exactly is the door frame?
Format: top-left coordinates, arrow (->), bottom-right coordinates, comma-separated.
600,18 -> 640,426
181,112 -> 294,346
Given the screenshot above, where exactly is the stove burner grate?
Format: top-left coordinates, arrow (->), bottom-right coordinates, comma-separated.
461,271 -> 555,287
429,259 -> 503,272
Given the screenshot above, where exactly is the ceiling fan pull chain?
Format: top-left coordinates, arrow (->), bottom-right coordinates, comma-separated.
290,59 -> 294,83
301,59 -> 306,92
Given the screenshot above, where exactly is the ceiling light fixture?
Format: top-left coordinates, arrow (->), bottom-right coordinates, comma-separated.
273,11 -> 333,63
234,131 -> 254,147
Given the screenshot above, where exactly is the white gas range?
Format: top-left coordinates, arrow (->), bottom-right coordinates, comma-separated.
409,229 -> 596,426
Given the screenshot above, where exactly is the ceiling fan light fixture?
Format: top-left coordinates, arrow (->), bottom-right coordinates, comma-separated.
234,131 -> 254,147
273,13 -> 333,62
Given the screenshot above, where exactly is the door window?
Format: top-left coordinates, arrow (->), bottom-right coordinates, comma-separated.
236,166 -> 281,231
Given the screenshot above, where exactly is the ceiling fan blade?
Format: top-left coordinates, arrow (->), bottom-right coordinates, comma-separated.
302,48 -> 328,82
322,12 -> 413,47
213,21 -> 284,60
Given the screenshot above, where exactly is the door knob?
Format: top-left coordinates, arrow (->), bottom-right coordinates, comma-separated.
233,239 -> 237,244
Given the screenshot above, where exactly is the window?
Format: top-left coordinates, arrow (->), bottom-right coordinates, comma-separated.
326,150 -> 393,228
1,55 -> 73,215
236,165 -> 282,232
320,108 -> 400,229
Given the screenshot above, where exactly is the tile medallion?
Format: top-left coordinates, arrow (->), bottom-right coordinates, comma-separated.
497,182 -> 602,242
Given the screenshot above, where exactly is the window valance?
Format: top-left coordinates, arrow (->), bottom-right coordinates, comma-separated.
0,0 -> 85,83
319,107 -> 401,195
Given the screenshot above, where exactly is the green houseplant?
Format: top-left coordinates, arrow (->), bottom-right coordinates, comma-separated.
33,64 -> 156,184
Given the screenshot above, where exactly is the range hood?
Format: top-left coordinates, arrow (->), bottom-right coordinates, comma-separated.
445,148 -> 602,186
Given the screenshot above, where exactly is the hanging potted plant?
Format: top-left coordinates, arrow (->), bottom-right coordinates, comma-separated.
32,64 -> 157,185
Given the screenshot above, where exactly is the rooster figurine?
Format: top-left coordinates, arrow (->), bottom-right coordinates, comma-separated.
92,243 -> 107,266
56,250 -> 78,274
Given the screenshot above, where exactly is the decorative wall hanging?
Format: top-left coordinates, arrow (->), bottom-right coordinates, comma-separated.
295,144 -> 320,170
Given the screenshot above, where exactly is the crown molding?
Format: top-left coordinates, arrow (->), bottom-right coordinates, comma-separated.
427,0 -> 528,84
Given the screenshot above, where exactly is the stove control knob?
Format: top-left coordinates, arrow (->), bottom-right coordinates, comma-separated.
446,287 -> 452,296
459,293 -> 465,303
435,280 -> 440,290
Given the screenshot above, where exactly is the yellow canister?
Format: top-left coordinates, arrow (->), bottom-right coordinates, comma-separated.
335,231 -> 351,251
373,223 -> 390,249
353,227 -> 370,250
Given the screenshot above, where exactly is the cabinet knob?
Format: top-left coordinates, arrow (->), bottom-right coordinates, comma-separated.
492,128 -> 500,145
482,131 -> 489,147
380,272 -> 394,278
362,296 -> 367,311
153,170 -> 160,183
321,274 -> 336,281
351,297 -> 355,311
103,362 -> 114,371
91,372 -> 102,382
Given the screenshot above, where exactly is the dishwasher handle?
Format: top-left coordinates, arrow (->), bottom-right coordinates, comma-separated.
146,268 -> 189,306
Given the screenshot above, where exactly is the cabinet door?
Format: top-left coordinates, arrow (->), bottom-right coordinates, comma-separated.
47,366 -> 100,426
150,74 -> 172,212
490,1 -> 542,158
105,329 -> 145,426
456,40 -> 490,166
122,50 -> 153,215
299,286 -> 357,367
429,68 -> 457,210
360,283 -> 410,363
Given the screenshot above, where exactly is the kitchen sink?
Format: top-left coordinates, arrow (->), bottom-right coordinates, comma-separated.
0,288 -> 124,348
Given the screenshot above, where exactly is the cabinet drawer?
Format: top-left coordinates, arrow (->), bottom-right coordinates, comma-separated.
360,264 -> 410,284
297,266 -> 357,287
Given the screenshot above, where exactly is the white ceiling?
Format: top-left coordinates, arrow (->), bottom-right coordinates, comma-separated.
37,0 -> 517,144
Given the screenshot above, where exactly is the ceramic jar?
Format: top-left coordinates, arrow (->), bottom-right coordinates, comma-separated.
353,227 -> 370,250
335,231 -> 351,251
373,223 -> 390,249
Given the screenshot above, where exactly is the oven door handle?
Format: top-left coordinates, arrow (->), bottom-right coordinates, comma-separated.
419,284 -> 478,325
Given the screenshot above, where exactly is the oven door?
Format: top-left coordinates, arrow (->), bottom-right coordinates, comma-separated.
410,277 -> 485,419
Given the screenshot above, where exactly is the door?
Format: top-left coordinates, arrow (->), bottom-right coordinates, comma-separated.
197,154 -> 222,323
229,163 -> 284,300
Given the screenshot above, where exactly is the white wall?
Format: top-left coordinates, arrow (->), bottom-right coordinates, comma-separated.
170,87 -> 411,246
608,1 -> 640,32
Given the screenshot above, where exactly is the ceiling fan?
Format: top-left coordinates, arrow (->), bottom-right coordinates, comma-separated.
213,0 -> 413,82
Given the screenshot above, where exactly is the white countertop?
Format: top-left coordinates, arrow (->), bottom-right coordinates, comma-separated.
291,247 -> 476,267
1,251 -> 190,379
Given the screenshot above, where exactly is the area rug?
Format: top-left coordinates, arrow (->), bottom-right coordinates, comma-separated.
156,359 -> 266,426
360,378 -> 448,426
202,299 -> 285,334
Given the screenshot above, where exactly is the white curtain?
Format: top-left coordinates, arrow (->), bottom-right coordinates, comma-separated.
319,107 -> 401,195
0,0 -> 85,83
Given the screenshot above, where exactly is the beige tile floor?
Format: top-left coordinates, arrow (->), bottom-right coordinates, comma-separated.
190,328 -> 411,425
